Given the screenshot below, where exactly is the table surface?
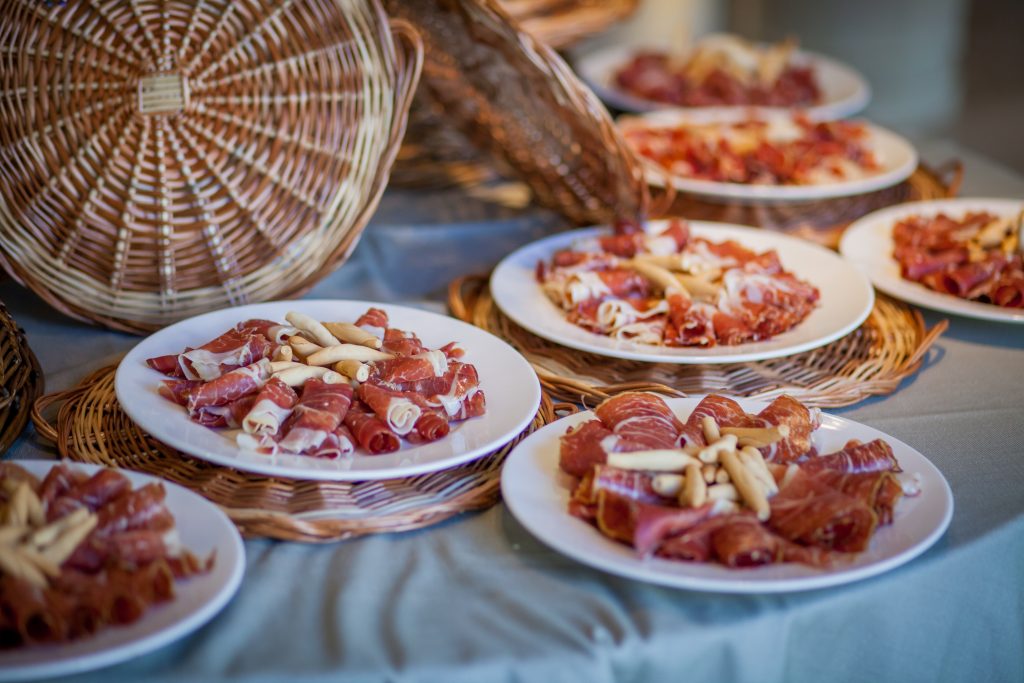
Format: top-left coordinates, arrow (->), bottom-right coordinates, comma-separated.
3,139 -> 1023,683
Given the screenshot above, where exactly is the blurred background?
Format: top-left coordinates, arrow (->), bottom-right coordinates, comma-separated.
574,0 -> 1024,173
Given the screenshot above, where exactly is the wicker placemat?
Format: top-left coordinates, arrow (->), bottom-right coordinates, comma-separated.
449,276 -> 947,408
32,367 -> 555,542
0,302 -> 43,455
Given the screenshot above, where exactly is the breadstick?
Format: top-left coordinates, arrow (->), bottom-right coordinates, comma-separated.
285,312 -> 341,347
269,361 -> 303,373
697,434 -> 738,463
323,322 -> 382,350
720,450 -> 770,521
272,365 -> 345,387
651,473 -> 683,497
706,483 -> 738,501
721,425 -> 790,449
288,336 -> 322,359
606,449 -> 700,472
334,359 -> 369,382
739,446 -> 778,495
306,344 -> 393,366
271,344 -> 293,363
680,462 -> 707,508
701,416 -> 721,443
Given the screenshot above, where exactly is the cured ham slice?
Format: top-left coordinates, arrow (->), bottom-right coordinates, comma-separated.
371,352 -> 447,385
234,318 -> 280,340
382,328 -> 428,357
278,379 -> 354,453
631,500 -> 715,555
147,353 -> 187,377
358,383 -> 423,436
343,407 -> 400,454
573,465 -> 674,508
768,466 -> 877,552
800,438 -> 900,474
356,308 -> 389,329
814,470 -> 904,525
406,410 -> 450,444
756,395 -> 817,463
180,334 -> 273,382
186,358 -> 271,412
241,378 -> 298,435
678,394 -> 748,446
158,379 -> 202,406
594,392 -> 682,450
308,424 -> 357,458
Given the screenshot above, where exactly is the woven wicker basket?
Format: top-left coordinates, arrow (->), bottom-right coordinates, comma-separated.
0,302 -> 43,455
384,0 -> 665,226
504,0 -> 639,49
0,1 -> 422,334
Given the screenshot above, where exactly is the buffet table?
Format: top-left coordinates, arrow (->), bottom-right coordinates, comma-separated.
4,140 -> 1023,683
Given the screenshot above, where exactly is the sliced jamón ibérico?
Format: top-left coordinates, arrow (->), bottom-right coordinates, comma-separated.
343,406 -> 400,454
768,466 -> 877,553
358,382 -> 423,436
756,395 -> 818,463
677,394 -> 749,447
382,328 -> 427,357
356,308 -> 389,329
308,424 -> 357,459
158,379 -> 202,406
800,438 -> 900,474
191,394 -> 258,428
406,410 -> 450,444
278,379 -> 354,453
813,470 -> 904,525
186,358 -> 271,412
241,378 -> 298,435
370,355 -> 440,384
594,392 -> 682,450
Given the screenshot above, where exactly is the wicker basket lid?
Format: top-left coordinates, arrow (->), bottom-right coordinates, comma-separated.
503,0 -> 639,50
384,0 -> 664,226
0,0 -> 422,333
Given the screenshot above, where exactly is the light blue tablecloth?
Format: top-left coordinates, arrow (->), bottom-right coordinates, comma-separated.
2,140 -> 1023,683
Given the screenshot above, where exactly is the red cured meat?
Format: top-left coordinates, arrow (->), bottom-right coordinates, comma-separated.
768,467 -> 877,552
371,356 -> 438,384
158,379 -> 202,406
438,342 -> 465,359
756,395 -> 816,463
94,484 -> 173,537
560,416 -> 630,478
800,438 -> 900,474
594,392 -> 682,450
678,394 -> 749,447
382,328 -> 428,356
632,500 -> 716,555
356,308 -> 389,329
282,379 -> 354,436
901,248 -> 969,281
146,353 -> 186,377
234,318 -> 279,340
445,389 -> 486,421
595,269 -> 650,299
993,277 -> 1024,307
406,410 -> 451,443
47,470 -> 130,519
387,361 -> 479,396
572,465 -> 674,507
814,470 -> 904,525
343,407 -> 400,454
245,378 -> 298,416
186,359 -> 271,412
308,424 -> 357,458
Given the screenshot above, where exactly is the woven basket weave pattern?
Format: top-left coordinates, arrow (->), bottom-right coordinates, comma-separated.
0,0 -> 422,333
0,302 -> 43,456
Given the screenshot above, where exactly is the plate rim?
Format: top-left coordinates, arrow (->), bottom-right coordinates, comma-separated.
490,220 -> 875,364
574,42 -> 872,119
839,197 -> 1024,324
0,459 -> 245,681
501,395 -> 954,594
114,299 -> 542,481
618,109 -> 918,203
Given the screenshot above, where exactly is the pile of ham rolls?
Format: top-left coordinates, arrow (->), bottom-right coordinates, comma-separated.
148,308 -> 485,458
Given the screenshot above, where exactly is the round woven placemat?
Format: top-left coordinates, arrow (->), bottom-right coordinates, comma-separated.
32,367 -> 556,542
449,276 -> 947,408
0,302 -> 43,455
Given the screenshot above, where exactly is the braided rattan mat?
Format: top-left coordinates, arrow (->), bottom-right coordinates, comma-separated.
450,276 -> 947,409
0,302 -> 43,455
32,367 -> 555,542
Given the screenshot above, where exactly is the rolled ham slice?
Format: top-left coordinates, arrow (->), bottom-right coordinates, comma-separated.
187,358 -> 271,413
358,383 -> 422,436
277,379 -> 354,454
343,406 -> 400,454
241,378 -> 299,435
594,392 -> 683,450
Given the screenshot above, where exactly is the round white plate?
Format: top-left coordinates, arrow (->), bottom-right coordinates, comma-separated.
575,42 -> 871,119
840,198 -> 1024,324
502,396 -> 953,593
0,460 -> 245,681
619,108 -> 917,203
491,221 -> 874,363
115,300 -> 541,481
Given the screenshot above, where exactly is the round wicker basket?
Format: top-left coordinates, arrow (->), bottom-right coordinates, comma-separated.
0,302 -> 43,456
0,0 -> 422,334
384,0 -> 665,226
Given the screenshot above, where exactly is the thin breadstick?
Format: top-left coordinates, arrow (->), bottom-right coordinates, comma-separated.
271,345 -> 293,363
0,547 -> 47,588
28,507 -> 90,548
701,463 -> 717,484
680,462 -> 707,508
288,336 -> 322,359
715,467 -> 731,484
627,259 -> 691,298
651,473 -> 683,498
697,434 -> 738,463
285,312 -> 341,347
676,274 -> 720,299
720,450 -> 770,521
606,449 -> 700,472
701,416 -> 721,443
20,545 -> 61,578
323,322 -> 382,350
39,514 -> 97,567
631,253 -> 682,270
334,360 -> 369,382
707,483 -> 739,501
0,525 -> 27,544
306,344 -> 393,366
739,446 -> 778,495
8,483 -> 31,527
269,361 -> 303,373
721,425 -> 790,449
266,325 -> 300,344
272,365 -> 346,387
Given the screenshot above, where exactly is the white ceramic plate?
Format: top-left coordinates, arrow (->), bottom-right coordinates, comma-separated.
502,396 -> 953,593
575,42 -> 871,119
619,108 -> 917,203
840,198 -> 1024,323
491,221 -> 874,363
0,460 -> 245,681
115,300 -> 541,481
